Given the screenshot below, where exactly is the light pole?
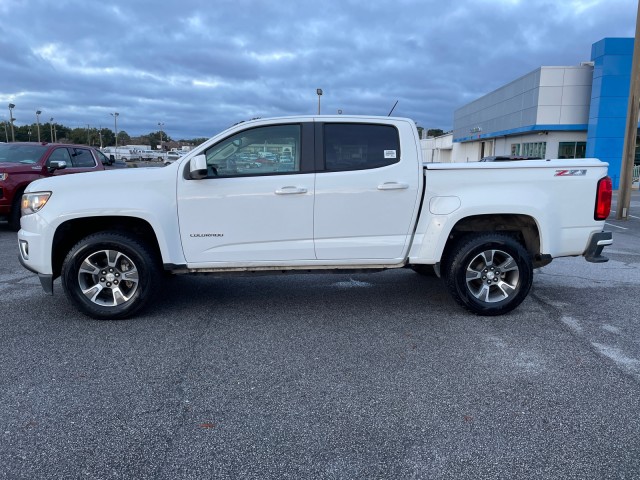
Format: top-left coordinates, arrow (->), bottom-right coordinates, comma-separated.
158,122 -> 164,151
316,89 -> 323,115
8,103 -> 15,142
35,110 -> 41,142
99,126 -> 103,149
87,124 -> 91,145
28,128 -> 32,141
49,117 -> 54,142
111,112 -> 119,158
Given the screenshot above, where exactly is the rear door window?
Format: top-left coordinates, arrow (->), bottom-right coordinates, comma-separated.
323,123 -> 400,171
69,148 -> 96,167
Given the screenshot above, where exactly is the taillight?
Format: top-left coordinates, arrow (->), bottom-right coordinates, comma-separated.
594,176 -> 612,220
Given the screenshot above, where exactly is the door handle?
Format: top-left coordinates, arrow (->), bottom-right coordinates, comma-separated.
275,186 -> 308,195
377,182 -> 409,190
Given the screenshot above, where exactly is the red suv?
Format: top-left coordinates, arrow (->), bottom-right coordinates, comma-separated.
0,142 -> 105,230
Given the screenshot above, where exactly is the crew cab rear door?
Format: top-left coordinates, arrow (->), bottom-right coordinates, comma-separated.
313,119 -> 422,261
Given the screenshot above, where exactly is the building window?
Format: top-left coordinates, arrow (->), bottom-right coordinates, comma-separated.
558,141 -> 586,159
511,144 -> 520,155
522,142 -> 546,158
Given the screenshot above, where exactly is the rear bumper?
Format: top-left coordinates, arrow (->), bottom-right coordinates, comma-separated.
583,231 -> 613,263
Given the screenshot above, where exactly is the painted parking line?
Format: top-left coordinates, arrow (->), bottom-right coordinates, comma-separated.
605,222 -> 628,230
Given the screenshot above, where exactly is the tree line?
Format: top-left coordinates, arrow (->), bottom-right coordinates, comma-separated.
1,122 -> 209,149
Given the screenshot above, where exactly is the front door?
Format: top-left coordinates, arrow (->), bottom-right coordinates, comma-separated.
177,123 -> 316,264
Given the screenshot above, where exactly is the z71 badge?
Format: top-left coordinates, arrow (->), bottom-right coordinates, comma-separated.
555,169 -> 587,177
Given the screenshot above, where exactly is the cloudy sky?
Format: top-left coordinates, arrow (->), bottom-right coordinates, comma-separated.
0,0 -> 637,140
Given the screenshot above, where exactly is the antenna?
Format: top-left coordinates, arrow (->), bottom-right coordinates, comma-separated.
387,100 -> 398,116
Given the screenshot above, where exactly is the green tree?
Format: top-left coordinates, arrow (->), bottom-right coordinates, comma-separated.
99,128 -> 114,147
116,130 -> 131,145
427,128 -> 445,137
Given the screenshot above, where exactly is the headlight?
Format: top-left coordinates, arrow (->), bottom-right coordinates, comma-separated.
0,173 -> 7,181
21,191 -> 52,215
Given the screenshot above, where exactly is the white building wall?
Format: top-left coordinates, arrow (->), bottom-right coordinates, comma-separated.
453,65 -> 592,142
420,133 -> 454,163
451,65 -> 593,162
451,130 -> 588,162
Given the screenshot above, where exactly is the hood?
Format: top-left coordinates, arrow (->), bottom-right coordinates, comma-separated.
0,162 -> 45,174
25,164 -> 177,194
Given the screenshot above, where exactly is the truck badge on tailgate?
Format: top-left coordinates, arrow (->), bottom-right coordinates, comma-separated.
555,169 -> 587,176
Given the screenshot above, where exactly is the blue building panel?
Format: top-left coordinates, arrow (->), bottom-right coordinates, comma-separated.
586,37 -> 634,189
590,118 -> 628,138
589,95 -> 629,120
591,37 -> 636,59
593,74 -> 631,98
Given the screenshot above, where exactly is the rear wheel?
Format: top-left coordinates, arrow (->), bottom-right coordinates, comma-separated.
61,232 -> 161,320
444,233 -> 533,316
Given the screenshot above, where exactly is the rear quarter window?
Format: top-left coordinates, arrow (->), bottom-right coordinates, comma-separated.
324,123 -> 400,171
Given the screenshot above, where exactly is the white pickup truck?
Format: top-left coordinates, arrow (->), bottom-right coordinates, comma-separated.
17,116 -> 613,320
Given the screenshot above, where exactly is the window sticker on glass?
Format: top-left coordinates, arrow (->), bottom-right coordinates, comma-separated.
384,150 -> 397,159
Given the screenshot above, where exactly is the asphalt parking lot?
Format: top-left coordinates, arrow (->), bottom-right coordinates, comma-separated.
0,191 -> 639,479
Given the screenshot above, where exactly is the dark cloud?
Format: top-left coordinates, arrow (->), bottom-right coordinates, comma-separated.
0,0 -> 635,139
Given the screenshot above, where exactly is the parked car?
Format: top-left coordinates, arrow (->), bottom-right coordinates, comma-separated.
480,155 -> 543,162
164,151 -> 185,165
0,142 -> 105,230
140,150 -> 163,161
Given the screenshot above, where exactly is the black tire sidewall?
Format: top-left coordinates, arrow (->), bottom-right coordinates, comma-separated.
446,234 -> 533,316
61,232 -> 160,320
8,191 -> 23,231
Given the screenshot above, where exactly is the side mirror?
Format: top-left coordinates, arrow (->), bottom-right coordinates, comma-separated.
48,160 -> 67,173
189,154 -> 208,179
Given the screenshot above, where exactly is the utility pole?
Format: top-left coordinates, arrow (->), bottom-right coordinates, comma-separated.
617,0 -> 640,220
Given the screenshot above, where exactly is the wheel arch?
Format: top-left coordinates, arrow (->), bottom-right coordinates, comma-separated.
440,214 -> 545,269
52,216 -> 162,279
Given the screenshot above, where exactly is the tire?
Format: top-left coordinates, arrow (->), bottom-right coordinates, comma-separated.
8,191 -> 24,231
61,232 -> 161,320
443,233 -> 532,316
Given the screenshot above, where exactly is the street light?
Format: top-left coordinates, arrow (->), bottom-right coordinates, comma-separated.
158,122 -> 164,151
28,128 -> 32,142
316,89 -> 323,115
8,103 -> 15,142
49,117 -> 54,142
35,110 -> 41,142
111,112 -> 119,158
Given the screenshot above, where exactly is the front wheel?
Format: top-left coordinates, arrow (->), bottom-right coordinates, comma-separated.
444,233 -> 533,316
61,232 -> 161,320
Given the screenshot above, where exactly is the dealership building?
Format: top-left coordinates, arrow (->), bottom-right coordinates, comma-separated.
423,37 -> 637,188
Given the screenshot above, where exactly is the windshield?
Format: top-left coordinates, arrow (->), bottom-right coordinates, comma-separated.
0,144 -> 48,164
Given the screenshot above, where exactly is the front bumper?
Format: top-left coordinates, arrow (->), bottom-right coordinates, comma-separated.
17,213 -> 56,295
583,231 -> 613,263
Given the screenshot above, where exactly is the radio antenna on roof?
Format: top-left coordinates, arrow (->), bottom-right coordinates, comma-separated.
387,100 -> 399,116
